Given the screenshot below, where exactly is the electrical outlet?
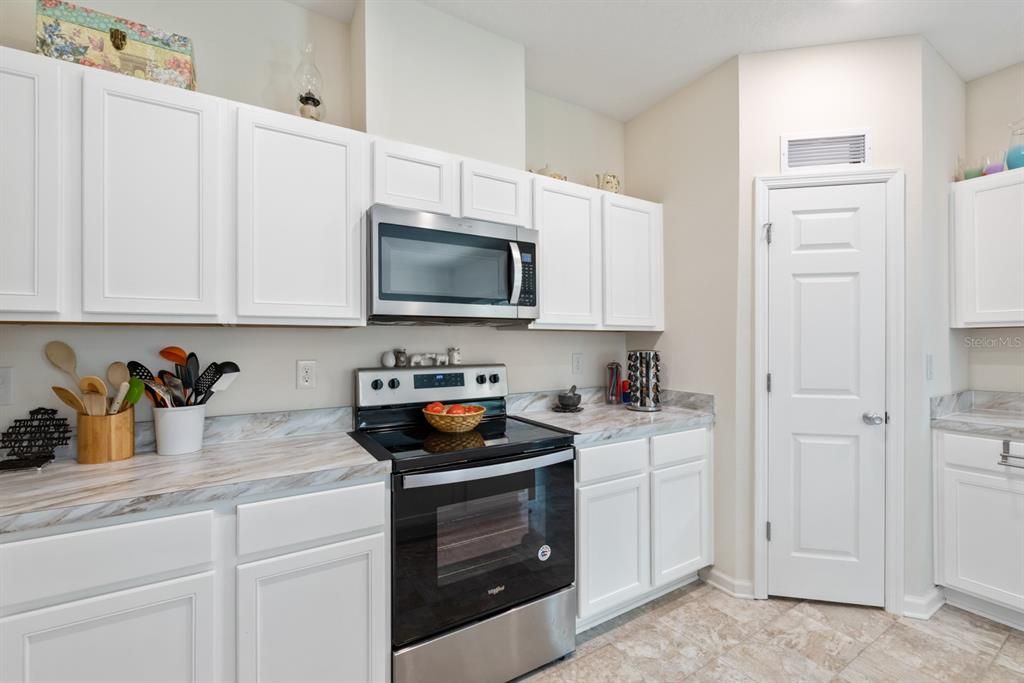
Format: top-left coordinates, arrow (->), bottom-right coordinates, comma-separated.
0,367 -> 12,405
925,354 -> 934,381
571,353 -> 584,375
296,360 -> 317,389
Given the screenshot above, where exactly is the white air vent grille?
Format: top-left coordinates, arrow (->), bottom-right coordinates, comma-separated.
781,130 -> 871,173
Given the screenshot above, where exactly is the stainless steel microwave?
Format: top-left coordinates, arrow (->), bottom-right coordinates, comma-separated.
368,205 -> 539,323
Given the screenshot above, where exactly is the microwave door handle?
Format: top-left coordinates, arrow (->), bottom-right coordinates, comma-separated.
509,242 -> 523,305
402,449 -> 573,489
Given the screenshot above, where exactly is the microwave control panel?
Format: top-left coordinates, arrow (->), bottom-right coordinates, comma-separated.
519,245 -> 536,307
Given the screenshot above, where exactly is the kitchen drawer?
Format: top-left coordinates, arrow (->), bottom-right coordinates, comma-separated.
650,428 -> 709,468
940,431 -> 1024,476
577,439 -> 648,484
236,481 -> 386,556
0,511 -> 213,611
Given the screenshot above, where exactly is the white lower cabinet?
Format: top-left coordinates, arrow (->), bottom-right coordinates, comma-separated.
0,573 -> 215,683
576,428 -> 713,625
0,482 -> 388,683
577,473 -> 651,619
237,534 -> 387,683
934,430 -> 1024,611
652,459 -> 711,586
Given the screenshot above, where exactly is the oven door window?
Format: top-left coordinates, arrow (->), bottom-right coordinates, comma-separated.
392,456 -> 574,647
379,223 -> 512,305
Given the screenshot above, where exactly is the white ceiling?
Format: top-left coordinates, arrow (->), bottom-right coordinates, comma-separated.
293,0 -> 1024,121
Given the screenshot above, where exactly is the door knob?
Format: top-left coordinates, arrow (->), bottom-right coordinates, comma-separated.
862,412 -> 884,426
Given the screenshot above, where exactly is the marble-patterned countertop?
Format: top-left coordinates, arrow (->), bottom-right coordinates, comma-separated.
931,390 -> 1024,441
0,432 -> 388,536
511,393 -> 715,448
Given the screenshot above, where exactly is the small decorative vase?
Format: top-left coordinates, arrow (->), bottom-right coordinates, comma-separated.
294,43 -> 323,121
1007,123 -> 1024,170
380,350 -> 396,368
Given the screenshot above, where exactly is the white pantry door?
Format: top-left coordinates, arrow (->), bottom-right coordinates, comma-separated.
767,182 -> 887,606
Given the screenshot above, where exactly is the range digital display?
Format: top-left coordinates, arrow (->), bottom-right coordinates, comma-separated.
413,372 -> 466,389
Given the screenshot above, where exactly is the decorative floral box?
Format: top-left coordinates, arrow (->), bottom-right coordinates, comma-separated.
36,0 -> 196,90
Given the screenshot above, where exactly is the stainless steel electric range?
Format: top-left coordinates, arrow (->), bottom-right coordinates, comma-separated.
349,365 -> 577,683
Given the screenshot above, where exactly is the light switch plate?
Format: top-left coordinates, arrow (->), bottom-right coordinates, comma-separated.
0,367 -> 12,405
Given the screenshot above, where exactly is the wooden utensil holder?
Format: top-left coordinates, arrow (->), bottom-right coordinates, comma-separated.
77,407 -> 135,464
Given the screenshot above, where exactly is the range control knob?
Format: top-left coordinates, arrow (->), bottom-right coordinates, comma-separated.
489,373 -> 501,384
388,378 -> 400,390
476,374 -> 487,385
370,379 -> 383,391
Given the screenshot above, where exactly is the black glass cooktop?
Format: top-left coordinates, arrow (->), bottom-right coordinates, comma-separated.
350,415 -> 574,473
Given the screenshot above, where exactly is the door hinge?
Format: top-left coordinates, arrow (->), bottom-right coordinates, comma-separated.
764,222 -> 773,245
766,521 -> 772,541
766,373 -> 772,393
885,412 -> 890,424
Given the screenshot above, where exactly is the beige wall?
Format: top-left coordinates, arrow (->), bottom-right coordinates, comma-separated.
734,37 -> 928,593
625,58 -> 741,581
0,324 -> 626,428
0,0 -> 353,127
965,62 -> 1024,163
359,0 -> 525,168
917,41 -> 968,595
527,89 -> 625,186
964,62 -> 1024,392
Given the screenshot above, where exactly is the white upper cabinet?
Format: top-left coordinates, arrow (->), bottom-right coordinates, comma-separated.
237,107 -> 365,322
372,139 -> 455,215
602,194 -> 664,329
951,169 -> 1024,327
81,70 -> 221,317
460,159 -> 532,226
532,178 -> 603,327
0,47 -> 61,314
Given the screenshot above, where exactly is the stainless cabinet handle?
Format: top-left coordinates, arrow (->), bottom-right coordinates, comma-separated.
998,440 -> 1024,470
862,412 -> 884,426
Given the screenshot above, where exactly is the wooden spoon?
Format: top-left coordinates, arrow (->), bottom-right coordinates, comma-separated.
79,375 -> 108,397
84,392 -> 107,416
45,341 -> 81,389
52,386 -> 86,415
107,362 -> 130,389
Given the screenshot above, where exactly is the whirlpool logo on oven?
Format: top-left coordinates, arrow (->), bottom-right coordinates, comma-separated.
487,585 -> 506,597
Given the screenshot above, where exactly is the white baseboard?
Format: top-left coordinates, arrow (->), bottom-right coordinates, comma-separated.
575,573 -> 700,633
701,567 -> 755,599
902,587 -> 945,620
944,588 -> 1024,631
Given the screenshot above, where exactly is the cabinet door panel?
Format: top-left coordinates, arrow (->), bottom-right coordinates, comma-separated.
373,140 -> 454,214
237,108 -> 364,320
237,534 -> 387,683
940,467 -> 1024,609
82,71 -> 219,316
577,474 -> 650,619
0,48 -> 60,313
533,179 -> 602,327
953,170 -> 1024,326
0,573 -> 214,683
603,195 -> 663,329
461,160 -> 531,226
652,460 -> 710,586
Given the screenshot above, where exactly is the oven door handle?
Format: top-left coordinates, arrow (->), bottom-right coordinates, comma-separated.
402,449 -> 574,489
509,242 -> 523,305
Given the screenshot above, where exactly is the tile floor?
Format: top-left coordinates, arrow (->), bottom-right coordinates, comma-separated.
521,582 -> 1024,682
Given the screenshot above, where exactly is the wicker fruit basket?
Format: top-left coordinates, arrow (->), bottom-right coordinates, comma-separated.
422,405 -> 486,433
